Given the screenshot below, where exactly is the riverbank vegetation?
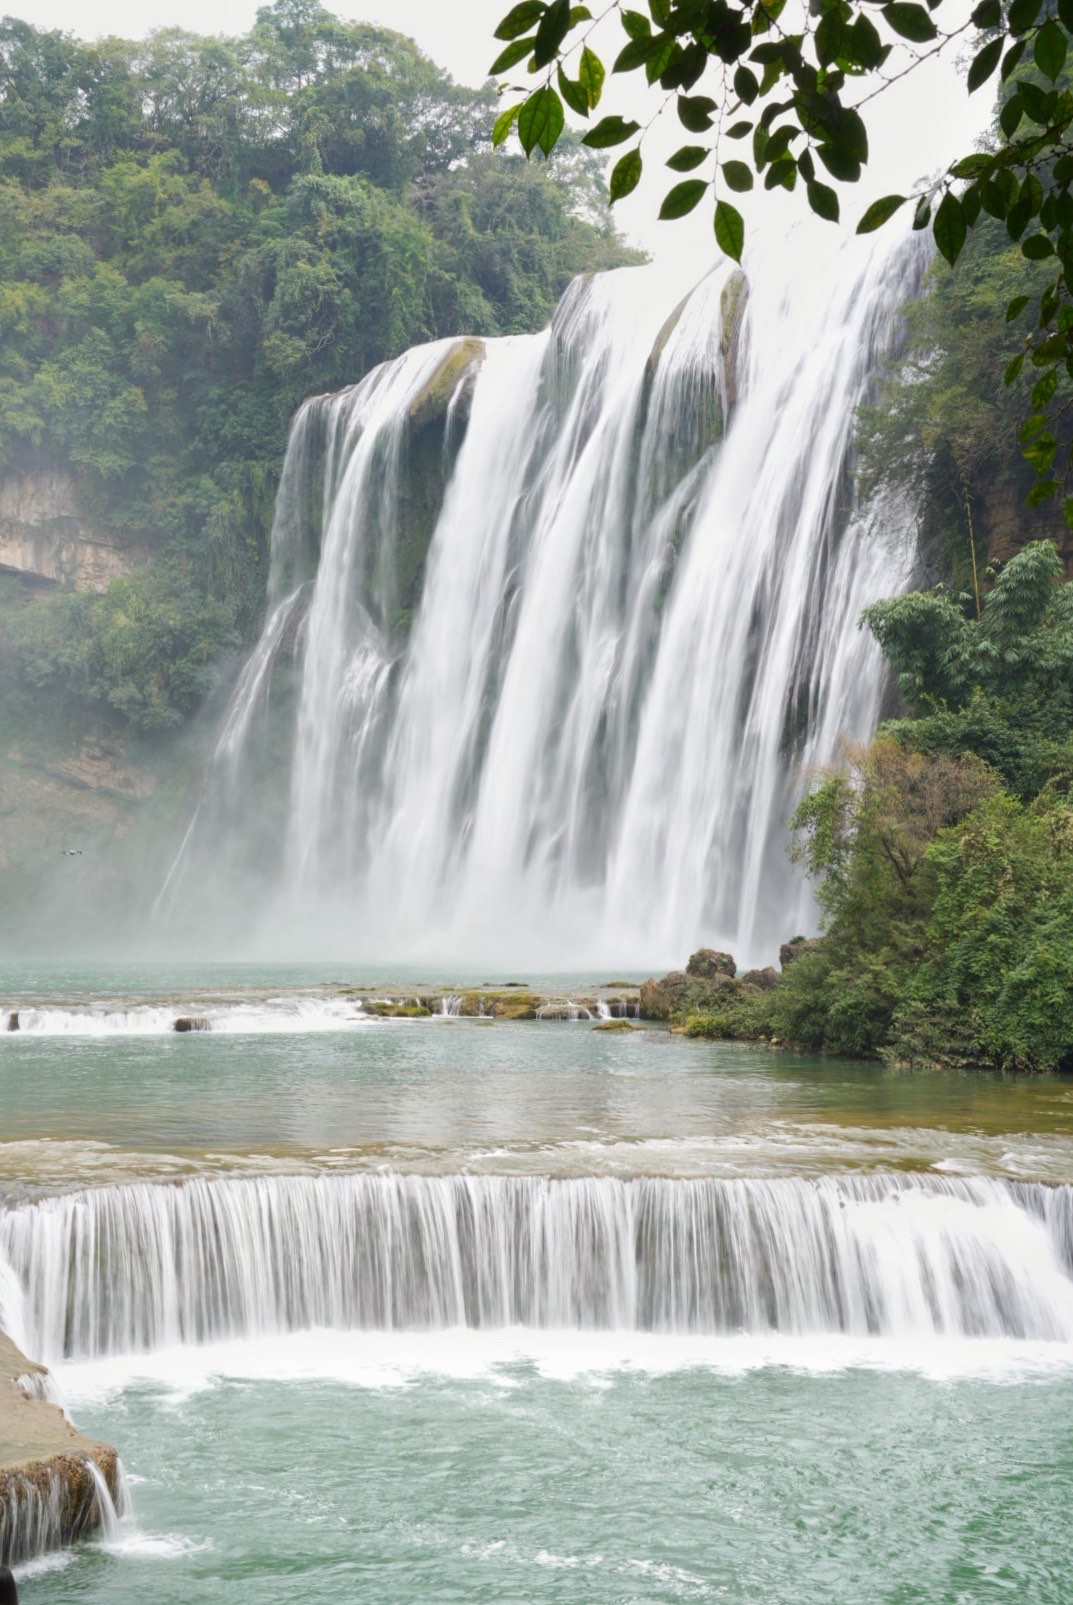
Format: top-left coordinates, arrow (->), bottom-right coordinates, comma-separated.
0,4 -> 634,733
681,540 -> 1073,1071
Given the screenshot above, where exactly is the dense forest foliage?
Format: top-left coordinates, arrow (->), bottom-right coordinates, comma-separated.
0,2 -> 635,732
684,540 -> 1073,1072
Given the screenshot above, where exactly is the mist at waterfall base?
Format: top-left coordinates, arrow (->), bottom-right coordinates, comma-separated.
152,219 -> 921,972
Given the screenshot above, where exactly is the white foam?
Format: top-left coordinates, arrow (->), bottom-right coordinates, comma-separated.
52,1325 -> 1073,1402
0,995 -> 376,1038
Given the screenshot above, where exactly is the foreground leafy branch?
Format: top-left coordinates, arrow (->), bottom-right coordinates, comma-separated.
491,0 -> 1073,517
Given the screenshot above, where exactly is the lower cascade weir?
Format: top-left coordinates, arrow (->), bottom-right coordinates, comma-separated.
3,1173 -> 1073,1363
162,229 -> 925,966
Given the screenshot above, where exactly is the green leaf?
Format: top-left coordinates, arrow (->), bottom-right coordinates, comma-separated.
578,45 -> 605,108
1006,294 -> 1030,320
933,190 -> 967,264
667,145 -> 708,171
518,86 -> 564,156
1063,496 -> 1073,530
609,147 -> 643,202
490,37 -> 534,74
532,0 -> 572,67
614,36 -> 660,72
1005,352 -> 1026,383
1027,478 -> 1059,503
967,37 -> 1003,92
856,193 -> 906,233
714,198 -> 745,261
818,144 -> 861,182
882,3 -> 937,40
999,92 -> 1023,138
494,2 -> 544,41
970,0 -> 1001,23
807,180 -> 840,221
621,7 -> 651,38
722,160 -> 754,192
659,178 -> 708,218
734,65 -> 760,104
952,153 -> 994,178
1008,0 -> 1042,32
1020,81 -> 1053,124
1022,234 -> 1056,259
678,94 -> 717,131
1035,18 -> 1068,81
1032,369 -> 1059,408
1061,0 -> 1073,29
492,102 -> 523,146
1001,39 -> 1027,79
557,66 -> 589,117
581,114 -> 641,148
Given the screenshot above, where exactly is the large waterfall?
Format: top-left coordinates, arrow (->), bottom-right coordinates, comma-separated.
3,1173 -> 1073,1364
162,227 -> 922,966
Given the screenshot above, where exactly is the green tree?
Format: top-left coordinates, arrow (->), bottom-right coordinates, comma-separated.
490,0 -> 1073,518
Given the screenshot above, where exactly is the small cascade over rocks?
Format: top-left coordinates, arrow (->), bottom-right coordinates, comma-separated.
0,1453 -> 125,1566
2,1173 -> 1072,1365
161,226 -> 924,968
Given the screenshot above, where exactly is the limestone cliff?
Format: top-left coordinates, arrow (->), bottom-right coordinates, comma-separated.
0,470 -> 148,592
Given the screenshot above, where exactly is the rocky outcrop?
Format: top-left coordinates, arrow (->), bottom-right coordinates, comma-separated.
739,966 -> 779,991
719,270 -> 748,415
978,476 -> 1073,573
685,948 -> 736,981
779,938 -> 822,969
639,971 -> 691,1020
408,339 -> 485,433
0,1330 -> 120,1565
0,470 -> 148,592
639,951 -> 739,1020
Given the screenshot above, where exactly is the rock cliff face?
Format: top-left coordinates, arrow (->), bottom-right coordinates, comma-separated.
0,470 -> 147,592
980,476 -> 1073,573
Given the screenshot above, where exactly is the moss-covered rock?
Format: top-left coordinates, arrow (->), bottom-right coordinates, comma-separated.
685,948 -> 736,980
364,1001 -> 432,1018
407,339 -> 485,432
457,990 -> 540,1020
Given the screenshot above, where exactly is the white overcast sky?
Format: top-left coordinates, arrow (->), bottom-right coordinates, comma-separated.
2,0 -> 987,263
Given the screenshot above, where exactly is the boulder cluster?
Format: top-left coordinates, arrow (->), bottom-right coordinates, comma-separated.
639,942 -> 819,1022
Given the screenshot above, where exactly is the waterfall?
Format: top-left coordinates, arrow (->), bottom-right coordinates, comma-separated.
162,227 -> 924,966
3,1173 -> 1072,1365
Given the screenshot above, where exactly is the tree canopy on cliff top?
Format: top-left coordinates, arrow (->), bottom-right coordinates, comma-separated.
491,0 -> 1073,519
0,1 -> 637,730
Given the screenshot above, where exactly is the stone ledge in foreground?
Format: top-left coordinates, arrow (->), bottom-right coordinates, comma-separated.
0,1328 -> 120,1566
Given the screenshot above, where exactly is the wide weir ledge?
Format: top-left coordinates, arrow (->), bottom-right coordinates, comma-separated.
0,1328 -> 120,1565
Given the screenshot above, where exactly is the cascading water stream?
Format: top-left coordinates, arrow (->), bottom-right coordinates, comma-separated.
161,225 -> 923,966
3,1173 -> 1073,1365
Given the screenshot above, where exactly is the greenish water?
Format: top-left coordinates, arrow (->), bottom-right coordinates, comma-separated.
2,965 -> 1073,1601
30,1363 -> 1073,1604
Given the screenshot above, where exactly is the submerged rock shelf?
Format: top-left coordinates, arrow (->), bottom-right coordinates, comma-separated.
0,1330 -> 120,1565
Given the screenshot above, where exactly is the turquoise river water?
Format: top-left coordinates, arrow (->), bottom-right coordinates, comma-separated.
2,965 -> 1073,1603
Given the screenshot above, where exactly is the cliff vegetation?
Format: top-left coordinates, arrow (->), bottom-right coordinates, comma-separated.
0,2 -> 637,735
